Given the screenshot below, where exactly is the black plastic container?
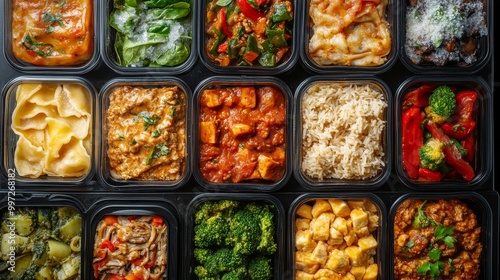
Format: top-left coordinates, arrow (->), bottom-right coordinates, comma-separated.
3,0 -> 100,74
288,193 -> 387,280
86,198 -> 179,280
0,194 -> 87,279
185,193 -> 285,279
300,0 -> 398,74
198,0 -> 299,75
395,75 -> 492,190
389,192 -> 493,279
399,0 -> 492,74
1,76 -> 97,188
100,0 -> 198,75
192,76 -> 293,192
97,77 -> 192,191
293,76 -> 392,190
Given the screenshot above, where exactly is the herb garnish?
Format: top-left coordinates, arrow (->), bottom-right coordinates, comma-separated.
22,34 -> 53,56
133,111 -> 160,131
145,143 -> 169,165
119,135 -> 124,141
238,143 -> 244,149
152,130 -> 161,137
42,12 -> 65,33
414,201 -> 458,279
169,107 -> 176,117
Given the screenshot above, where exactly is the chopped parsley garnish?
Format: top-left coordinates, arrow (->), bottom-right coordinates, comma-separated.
169,107 -> 176,117
119,135 -> 124,141
402,239 -> 415,252
42,12 -> 65,33
130,139 -> 137,145
152,130 -> 161,137
415,204 -> 458,279
133,111 -> 160,131
412,200 -> 434,228
238,143 -> 244,149
145,143 -> 169,165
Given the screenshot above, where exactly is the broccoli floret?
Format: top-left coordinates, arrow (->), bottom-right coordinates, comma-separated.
226,209 -> 261,255
203,248 -> 246,276
419,138 -> 445,171
244,203 -> 277,255
194,248 -> 212,264
427,85 -> 456,118
194,213 -> 229,248
248,256 -> 273,280
195,200 -> 240,224
221,267 -> 247,280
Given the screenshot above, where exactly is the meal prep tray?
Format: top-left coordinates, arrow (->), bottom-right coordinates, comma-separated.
1,0 -> 498,279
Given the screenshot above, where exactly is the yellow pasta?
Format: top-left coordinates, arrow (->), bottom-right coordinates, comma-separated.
12,83 -> 92,178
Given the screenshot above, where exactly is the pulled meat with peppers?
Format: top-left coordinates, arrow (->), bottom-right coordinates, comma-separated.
205,0 -> 293,67
394,199 -> 482,279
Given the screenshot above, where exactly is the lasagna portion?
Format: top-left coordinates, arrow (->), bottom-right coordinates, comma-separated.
11,0 -> 94,66
308,0 -> 391,66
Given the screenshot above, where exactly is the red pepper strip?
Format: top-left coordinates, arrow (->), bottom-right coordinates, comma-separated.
256,0 -> 267,5
426,121 -> 475,181
418,167 -> 443,181
220,9 -> 232,37
441,120 -> 476,140
152,215 -> 165,226
100,240 -> 116,252
461,133 -> 475,162
453,90 -> 477,122
217,41 -> 228,53
402,85 -> 435,109
401,107 -> 424,179
237,0 -> 265,22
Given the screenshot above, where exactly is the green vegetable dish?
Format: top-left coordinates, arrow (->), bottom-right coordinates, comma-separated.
0,207 -> 82,280
109,0 -> 193,67
205,0 -> 294,67
192,200 -> 277,279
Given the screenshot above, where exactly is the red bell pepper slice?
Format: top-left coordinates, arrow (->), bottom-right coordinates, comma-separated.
452,90 -> 477,122
152,215 -> 165,226
217,41 -> 228,53
100,239 -> 116,252
461,133 -> 475,162
402,85 -> 435,109
237,0 -> 265,22
220,9 -> 232,37
402,107 -> 424,179
441,120 -> 476,140
93,257 -> 109,278
418,167 -> 443,181
425,121 -> 475,181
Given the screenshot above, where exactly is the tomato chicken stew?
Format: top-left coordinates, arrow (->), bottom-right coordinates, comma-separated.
198,85 -> 287,184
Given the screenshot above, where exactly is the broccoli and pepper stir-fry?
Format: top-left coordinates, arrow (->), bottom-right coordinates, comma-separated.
205,0 -> 294,67
401,84 -> 478,182
192,200 -> 277,280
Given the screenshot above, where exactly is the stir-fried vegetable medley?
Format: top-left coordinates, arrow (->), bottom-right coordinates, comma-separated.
110,0 -> 192,67
205,0 -> 294,67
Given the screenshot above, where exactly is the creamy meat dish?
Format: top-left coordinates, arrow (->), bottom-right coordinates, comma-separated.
106,85 -> 186,181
